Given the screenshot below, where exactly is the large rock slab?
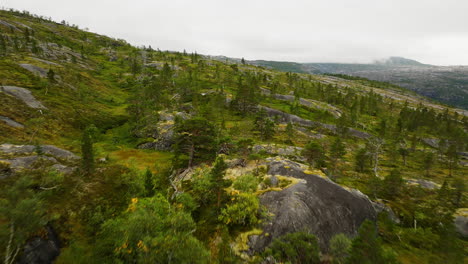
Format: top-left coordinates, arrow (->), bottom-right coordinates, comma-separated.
249,159 -> 377,252
454,208 -> 468,238
0,144 -> 79,160
19,63 -> 48,78
0,115 -> 24,128
1,86 -> 47,109
258,106 -> 371,139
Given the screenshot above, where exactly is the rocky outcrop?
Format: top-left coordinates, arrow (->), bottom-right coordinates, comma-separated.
249,159 -> 377,252
0,115 -> 24,128
0,144 -> 79,160
19,63 -> 48,78
18,225 -> 60,264
1,86 -> 47,109
137,111 -> 189,151
252,144 -> 304,162
406,179 -> 440,189
454,209 -> 468,238
260,88 -> 342,118
258,106 -> 371,139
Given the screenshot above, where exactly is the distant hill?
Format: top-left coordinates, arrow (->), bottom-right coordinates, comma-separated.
250,57 -> 468,109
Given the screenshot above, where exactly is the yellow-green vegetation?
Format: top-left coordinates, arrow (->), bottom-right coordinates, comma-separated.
0,8 -> 466,264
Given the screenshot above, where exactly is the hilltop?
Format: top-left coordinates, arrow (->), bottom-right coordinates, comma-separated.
249,57 -> 468,110
0,9 -> 466,264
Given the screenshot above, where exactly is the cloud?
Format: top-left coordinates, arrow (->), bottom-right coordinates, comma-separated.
3,0 -> 468,65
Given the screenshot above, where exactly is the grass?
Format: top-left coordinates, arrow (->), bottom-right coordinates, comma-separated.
107,148 -> 172,173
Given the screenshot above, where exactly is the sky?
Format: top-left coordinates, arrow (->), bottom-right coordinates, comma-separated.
3,0 -> 468,65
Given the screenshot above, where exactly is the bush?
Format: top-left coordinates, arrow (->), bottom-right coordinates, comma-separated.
263,232 -> 320,264
233,174 -> 259,192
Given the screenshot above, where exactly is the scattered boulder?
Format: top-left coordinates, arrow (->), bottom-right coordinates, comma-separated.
1,86 -> 47,109
18,225 -> 60,264
454,208 -> 468,238
406,179 -> 440,189
0,115 -> 24,128
249,158 -> 377,252
252,144 -> 304,161
19,63 -> 48,78
421,138 -> 440,148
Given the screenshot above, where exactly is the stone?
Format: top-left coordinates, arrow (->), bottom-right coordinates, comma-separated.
406,179 -> 440,189
258,106 -> 371,139
138,111 -> 189,151
0,115 -> 24,128
0,144 -> 79,160
1,86 -> 47,109
18,225 -> 60,264
19,63 -> 48,78
0,156 -> 57,171
454,208 -> 468,238
249,158 -> 377,252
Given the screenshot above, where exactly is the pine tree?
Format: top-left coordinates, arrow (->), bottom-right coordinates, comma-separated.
355,148 -> 369,173
210,156 -> 231,208
347,220 -> 398,264
81,126 -> 96,175
302,141 -> 325,168
144,168 -> 154,197
331,138 -> 346,161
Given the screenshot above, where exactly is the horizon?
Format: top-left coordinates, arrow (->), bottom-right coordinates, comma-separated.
3,0 -> 468,66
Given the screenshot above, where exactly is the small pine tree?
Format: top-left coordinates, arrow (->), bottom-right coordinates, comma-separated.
331,138 -> 346,161
302,141 -> 325,168
355,148 -> 369,172
210,155 -> 231,208
144,168 -> 154,197
81,126 -> 96,175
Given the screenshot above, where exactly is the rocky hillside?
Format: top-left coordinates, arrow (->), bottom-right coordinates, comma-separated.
250,57 -> 468,110
0,9 -> 467,264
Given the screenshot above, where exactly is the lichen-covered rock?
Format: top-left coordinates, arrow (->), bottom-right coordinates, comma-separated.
19,63 -> 48,78
252,144 -> 304,161
406,179 -> 440,189
0,115 -> 24,128
1,86 -> 47,109
249,159 -> 377,252
0,144 -> 79,160
454,208 -> 468,238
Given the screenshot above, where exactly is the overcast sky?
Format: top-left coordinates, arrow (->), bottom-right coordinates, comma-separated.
3,0 -> 468,65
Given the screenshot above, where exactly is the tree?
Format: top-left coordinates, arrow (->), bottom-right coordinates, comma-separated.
366,137 -> 384,177
347,220 -> 399,264
331,137 -> 346,162
302,141 -> 325,168
422,152 -> 434,177
286,122 -> 294,140
253,109 -> 275,140
398,147 -> 409,166
173,117 -> 217,168
81,125 -> 97,175
355,147 -> 369,173
100,195 -> 210,263
0,175 -> 46,264
329,233 -> 351,264
445,143 -> 458,176
263,232 -> 320,264
381,169 -> 404,200
143,168 -> 154,197
47,68 -> 55,82
210,156 -> 230,208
